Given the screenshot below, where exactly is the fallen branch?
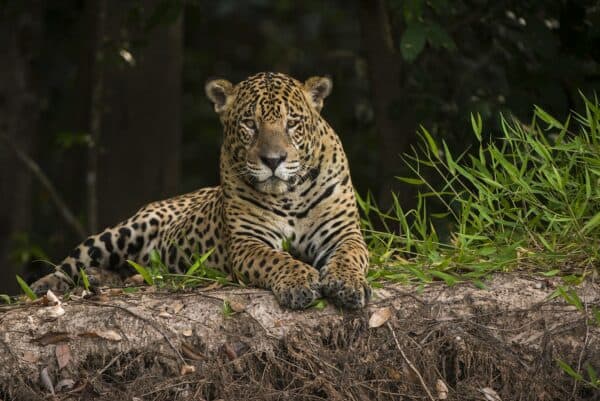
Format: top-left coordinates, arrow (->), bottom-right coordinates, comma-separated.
387,321 -> 435,401
0,275 -> 598,401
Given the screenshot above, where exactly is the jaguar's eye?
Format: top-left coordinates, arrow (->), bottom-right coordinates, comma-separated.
287,119 -> 299,129
242,119 -> 256,130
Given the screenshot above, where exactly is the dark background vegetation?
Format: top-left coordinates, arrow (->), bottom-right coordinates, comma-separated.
0,0 -> 599,293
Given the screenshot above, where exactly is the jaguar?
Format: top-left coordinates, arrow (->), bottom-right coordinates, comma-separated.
31,72 -> 371,309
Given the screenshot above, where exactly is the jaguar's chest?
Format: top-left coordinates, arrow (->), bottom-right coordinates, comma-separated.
270,192 -> 345,263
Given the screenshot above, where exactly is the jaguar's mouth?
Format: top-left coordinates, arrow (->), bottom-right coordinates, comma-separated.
254,176 -> 291,195
256,175 -> 287,183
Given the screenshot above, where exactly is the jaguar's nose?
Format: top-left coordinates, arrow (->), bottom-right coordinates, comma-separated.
260,153 -> 287,171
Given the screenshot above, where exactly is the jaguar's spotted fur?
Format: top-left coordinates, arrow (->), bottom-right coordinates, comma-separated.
31,72 -> 371,309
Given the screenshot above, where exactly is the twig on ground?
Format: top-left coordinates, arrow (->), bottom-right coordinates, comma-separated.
387,321 -> 435,401
571,288 -> 592,400
92,352 -> 123,382
141,380 -> 203,397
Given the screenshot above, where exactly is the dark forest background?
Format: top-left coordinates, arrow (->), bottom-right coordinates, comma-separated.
0,0 -> 599,293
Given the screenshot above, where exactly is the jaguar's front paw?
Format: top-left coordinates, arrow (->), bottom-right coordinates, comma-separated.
272,266 -> 321,309
320,268 -> 371,309
30,273 -> 72,296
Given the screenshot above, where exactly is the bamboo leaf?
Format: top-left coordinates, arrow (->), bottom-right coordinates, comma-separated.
582,212 -> 600,234
16,275 -> 37,300
127,260 -> 154,285
470,112 -> 483,141
557,359 -> 583,381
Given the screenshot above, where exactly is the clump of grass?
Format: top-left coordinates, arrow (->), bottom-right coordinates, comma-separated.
362,94 -> 600,287
127,248 -> 235,290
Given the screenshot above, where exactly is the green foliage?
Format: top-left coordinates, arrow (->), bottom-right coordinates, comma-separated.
363,96 -> 600,388
55,132 -> 91,149
400,22 -> 427,62
399,20 -> 456,62
127,248 -> 234,290
127,259 -> 155,286
281,238 -> 292,253
557,360 -> 600,390
362,95 -> 600,285
310,298 -> 328,310
16,275 -> 37,300
79,268 -> 91,291
549,285 -> 584,311
221,300 -> 234,317
392,0 -> 456,62
0,294 -> 12,304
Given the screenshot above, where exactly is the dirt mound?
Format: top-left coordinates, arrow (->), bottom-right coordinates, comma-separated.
0,275 -> 598,400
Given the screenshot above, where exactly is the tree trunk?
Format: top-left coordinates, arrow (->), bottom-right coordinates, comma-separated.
0,3 -> 43,294
86,0 -> 108,234
96,1 -> 183,228
359,0 -> 418,211
1,275 -> 598,400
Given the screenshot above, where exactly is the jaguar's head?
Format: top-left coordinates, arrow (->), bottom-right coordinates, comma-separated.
205,72 -> 332,195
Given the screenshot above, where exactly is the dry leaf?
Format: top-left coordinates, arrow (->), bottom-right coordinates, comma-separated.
223,343 -> 237,361
126,274 -> 145,285
181,342 -> 205,361
481,387 -> 502,401
109,288 -> 124,296
387,367 -> 401,380
368,307 -> 392,328
403,364 -> 419,385
158,311 -> 172,319
55,378 -> 75,392
79,330 -> 122,341
55,343 -> 71,369
180,364 -> 196,375
46,290 -> 60,305
34,332 -> 71,346
436,379 -> 448,400
42,304 -> 65,319
182,328 -> 193,337
228,300 -> 246,313
90,293 -> 109,302
95,330 -> 122,342
202,281 -> 223,291
22,351 -> 39,363
170,300 -> 184,314
40,367 -> 54,395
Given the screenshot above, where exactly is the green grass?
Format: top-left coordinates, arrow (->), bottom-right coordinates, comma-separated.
16,274 -> 37,300
361,94 -> 600,288
359,95 -> 600,391
126,248 -> 236,290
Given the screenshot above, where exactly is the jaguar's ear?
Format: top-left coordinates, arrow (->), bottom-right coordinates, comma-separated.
205,79 -> 234,114
304,76 -> 332,112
